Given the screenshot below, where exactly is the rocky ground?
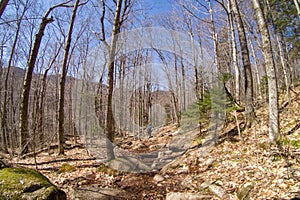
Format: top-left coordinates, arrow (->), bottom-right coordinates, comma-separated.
3,87 -> 300,200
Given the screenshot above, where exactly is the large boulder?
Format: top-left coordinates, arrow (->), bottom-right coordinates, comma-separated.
106,156 -> 152,172
0,166 -> 66,200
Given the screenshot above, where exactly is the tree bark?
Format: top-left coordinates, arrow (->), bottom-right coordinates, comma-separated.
0,0 -> 9,18
1,16 -> 23,153
230,0 -> 254,128
252,0 -> 280,142
228,0 -> 240,102
19,0 -> 72,156
19,16 -> 53,155
293,0 -> 300,17
105,0 -> 123,160
57,0 -> 80,155
208,0 -> 219,73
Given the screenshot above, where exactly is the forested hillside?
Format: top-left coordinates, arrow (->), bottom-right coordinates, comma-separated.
0,0 -> 299,199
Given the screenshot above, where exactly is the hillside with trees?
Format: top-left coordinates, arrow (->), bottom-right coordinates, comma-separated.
0,0 -> 299,199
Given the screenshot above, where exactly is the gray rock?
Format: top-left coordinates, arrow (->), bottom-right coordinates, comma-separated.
70,186 -> 132,200
0,167 -> 66,200
153,174 -> 165,183
106,157 -> 151,172
166,192 -> 211,200
208,184 -> 225,199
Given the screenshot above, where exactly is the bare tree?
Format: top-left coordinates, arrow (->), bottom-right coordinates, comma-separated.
252,0 -> 279,142
1,0 -> 28,154
230,0 -> 254,127
94,0 -> 133,160
105,0 -> 123,160
227,0 -> 240,102
19,1 -> 72,156
57,0 -> 81,155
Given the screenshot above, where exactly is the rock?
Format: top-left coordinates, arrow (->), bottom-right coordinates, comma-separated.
199,180 -> 226,199
204,158 -> 216,168
237,182 -> 254,200
106,156 -> 151,172
177,164 -> 190,174
164,150 -> 173,155
157,151 -> 164,159
181,179 -> 198,190
71,186 -> 133,200
166,192 -> 211,200
0,160 -> 8,169
200,180 -> 214,190
161,157 -> 183,172
0,167 -> 66,200
153,174 -> 165,183
208,184 -> 225,199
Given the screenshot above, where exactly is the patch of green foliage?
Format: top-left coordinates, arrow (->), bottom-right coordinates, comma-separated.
281,136 -> 300,149
180,73 -> 239,131
97,163 -> 119,176
271,154 -> 282,162
193,136 -> 204,146
266,0 -> 300,51
57,163 -> 76,174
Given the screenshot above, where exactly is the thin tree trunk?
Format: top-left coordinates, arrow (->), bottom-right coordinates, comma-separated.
252,0 -> 280,142
57,0 -> 80,155
247,32 -> 261,98
19,16 -> 54,155
293,0 -> 300,17
265,0 -> 291,102
38,45 -> 61,146
208,0 -> 219,73
105,0 -> 123,160
0,0 -> 9,18
228,0 -> 240,102
1,19 -> 23,153
19,0 -> 72,156
230,0 -> 254,128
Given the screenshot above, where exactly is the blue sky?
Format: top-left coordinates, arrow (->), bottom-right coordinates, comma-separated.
141,0 -> 173,15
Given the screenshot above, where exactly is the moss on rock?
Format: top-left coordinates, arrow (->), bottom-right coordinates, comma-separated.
0,167 -> 66,200
57,163 -> 76,174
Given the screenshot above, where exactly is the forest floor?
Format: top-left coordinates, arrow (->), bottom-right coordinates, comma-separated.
4,86 -> 300,200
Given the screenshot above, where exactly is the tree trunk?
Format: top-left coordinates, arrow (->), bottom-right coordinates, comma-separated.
247,31 -> 261,98
19,0 -> 72,156
228,0 -> 240,102
265,0 -> 291,102
208,0 -> 219,73
0,0 -> 9,18
57,0 -> 80,155
230,0 -> 254,128
105,0 -> 123,161
293,0 -> 300,17
19,16 -> 53,155
1,17 -> 23,153
252,0 -> 280,142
